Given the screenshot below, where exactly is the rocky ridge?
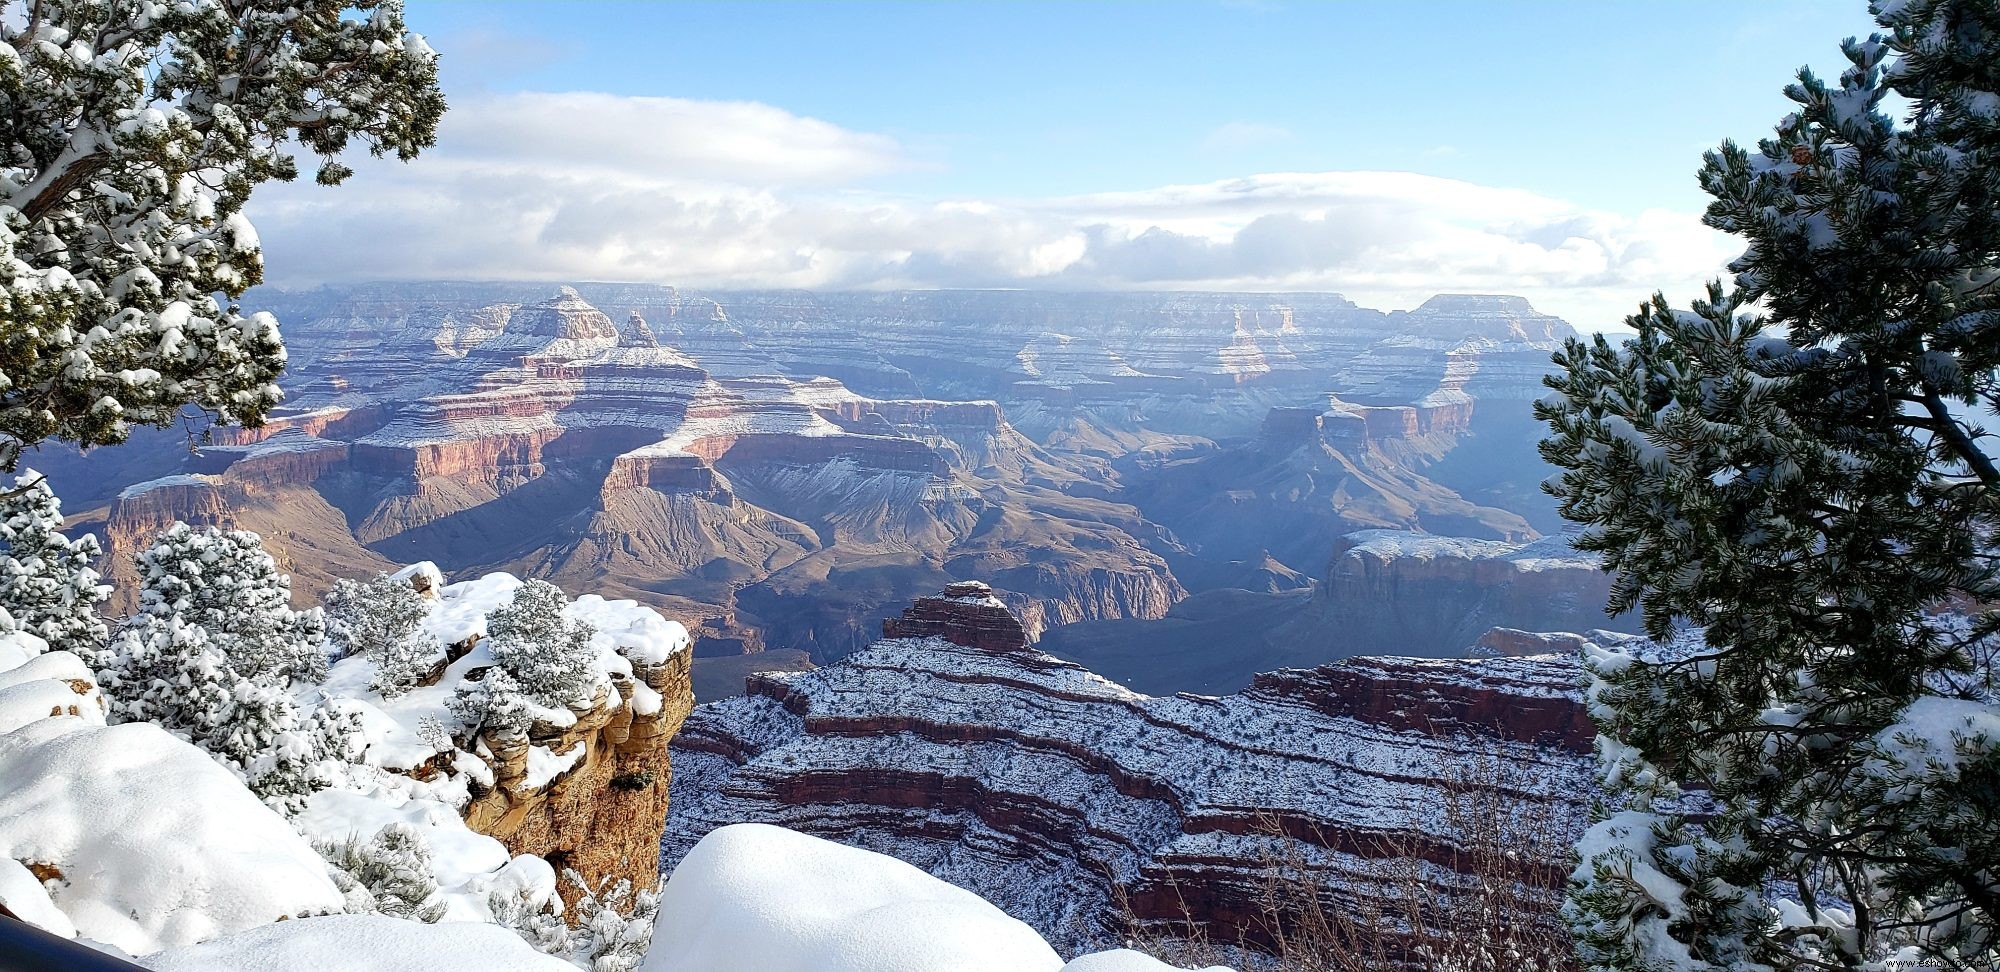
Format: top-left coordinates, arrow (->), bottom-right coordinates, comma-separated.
664,584 -> 1593,955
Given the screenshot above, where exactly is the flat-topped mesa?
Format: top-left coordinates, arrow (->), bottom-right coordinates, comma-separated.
1257,392 -> 1468,451
1402,294 -> 1576,345
880,581 -> 1029,653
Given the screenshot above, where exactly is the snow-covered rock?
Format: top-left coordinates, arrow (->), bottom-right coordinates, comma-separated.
0,634 -> 340,952
668,588 -> 1593,958
0,717 -> 343,952
649,824 -> 1225,972
139,913 -> 575,972
317,565 -> 694,909
649,823 -> 1063,972
0,856 -> 75,938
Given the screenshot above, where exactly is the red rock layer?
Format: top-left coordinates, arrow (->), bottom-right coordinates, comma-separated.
879,581 -> 1029,652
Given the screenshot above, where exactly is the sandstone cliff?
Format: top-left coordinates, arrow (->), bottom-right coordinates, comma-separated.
335,567 -> 697,912
463,648 -> 694,906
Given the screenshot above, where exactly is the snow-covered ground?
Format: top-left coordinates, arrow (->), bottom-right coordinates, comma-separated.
647,825 -> 1215,972
0,631 -> 345,955
0,573 -> 1220,970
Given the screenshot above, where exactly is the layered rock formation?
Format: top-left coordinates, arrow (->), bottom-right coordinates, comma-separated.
665,585 -> 1593,956
44,284 -> 1579,696
1297,529 -> 1629,657
462,647 -> 694,903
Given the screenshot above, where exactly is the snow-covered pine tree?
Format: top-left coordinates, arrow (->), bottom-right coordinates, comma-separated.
0,0 -> 444,470
100,523 -> 350,807
1539,2 -> 2000,969
97,613 -> 297,776
132,523 -> 328,683
444,581 -> 599,741
0,470 -> 108,654
484,579 -> 600,710
326,572 -> 444,699
446,666 -> 535,739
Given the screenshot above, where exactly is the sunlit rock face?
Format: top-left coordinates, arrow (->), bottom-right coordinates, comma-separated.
664,585 -> 1593,956
1300,529 -> 1628,658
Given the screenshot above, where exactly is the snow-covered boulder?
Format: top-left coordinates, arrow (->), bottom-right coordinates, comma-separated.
139,913 -> 575,972
0,717 -> 344,953
0,856 -> 75,938
647,823 -> 1223,972
647,823 -> 1066,972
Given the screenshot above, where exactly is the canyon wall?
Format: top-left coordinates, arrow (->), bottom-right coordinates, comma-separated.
49,284 -> 1580,698
1294,529 -> 1630,657
664,584 -> 1594,955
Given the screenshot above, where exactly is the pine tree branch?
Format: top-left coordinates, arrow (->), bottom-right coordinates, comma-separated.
0,473 -> 48,503
1919,390 -> 2000,488
11,148 -> 108,225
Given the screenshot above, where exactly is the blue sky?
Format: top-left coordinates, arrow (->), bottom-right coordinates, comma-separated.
414,0 -> 1876,211
255,1 -> 1891,329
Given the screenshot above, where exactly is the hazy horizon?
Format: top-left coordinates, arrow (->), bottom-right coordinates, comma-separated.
248,0 -> 1884,332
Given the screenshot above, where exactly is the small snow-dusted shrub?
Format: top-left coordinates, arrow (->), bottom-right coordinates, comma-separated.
561,868 -> 659,972
131,523 -> 328,683
609,769 -> 655,792
447,667 -> 537,738
319,822 -> 449,923
416,715 -> 454,753
326,572 -> 445,698
485,579 -> 599,709
489,885 -> 571,956
0,471 -> 110,655
489,867 -> 660,971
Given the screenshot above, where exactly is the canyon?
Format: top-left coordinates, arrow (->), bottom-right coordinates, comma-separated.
34,284 -> 1626,698
665,583 -> 1596,957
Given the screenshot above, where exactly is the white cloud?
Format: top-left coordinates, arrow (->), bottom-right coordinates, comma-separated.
433,91 -> 909,185
248,91 -> 1739,331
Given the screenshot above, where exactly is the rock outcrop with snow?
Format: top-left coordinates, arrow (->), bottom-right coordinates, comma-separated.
322,565 -> 695,908
666,584 -> 1594,956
